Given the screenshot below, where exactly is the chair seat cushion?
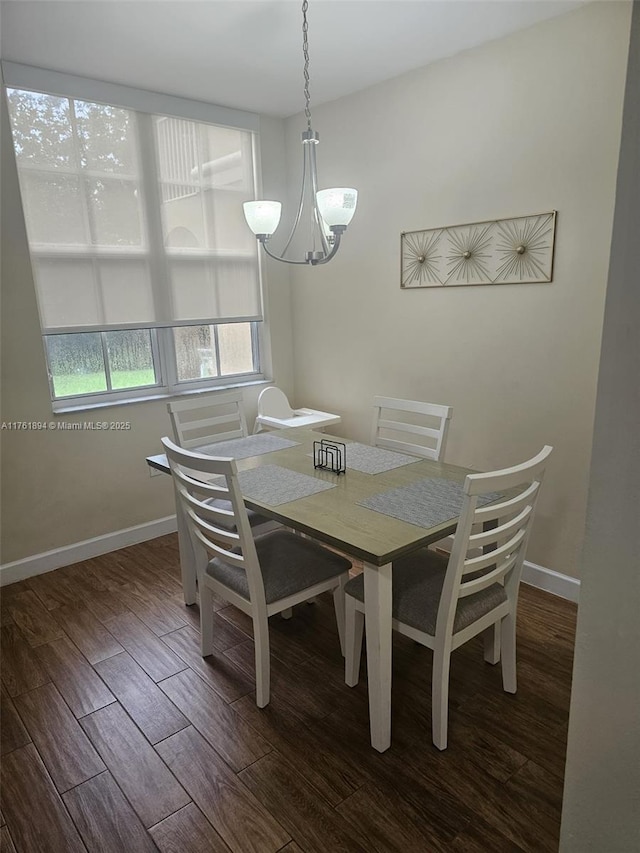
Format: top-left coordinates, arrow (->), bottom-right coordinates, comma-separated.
206,529 -> 351,604
205,498 -> 272,532
344,548 -> 507,636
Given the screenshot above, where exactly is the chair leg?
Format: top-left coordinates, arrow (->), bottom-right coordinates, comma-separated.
500,612 -> 517,693
176,498 -> 198,605
482,622 -> 501,665
345,595 -> 364,687
333,575 -> 347,657
432,643 -> 452,750
199,583 -> 215,657
253,611 -> 271,708
281,608 -> 293,620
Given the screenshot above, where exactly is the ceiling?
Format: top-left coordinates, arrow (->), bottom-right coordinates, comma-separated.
1,0 -> 586,117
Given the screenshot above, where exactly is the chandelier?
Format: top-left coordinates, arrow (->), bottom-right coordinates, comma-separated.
243,0 -> 358,265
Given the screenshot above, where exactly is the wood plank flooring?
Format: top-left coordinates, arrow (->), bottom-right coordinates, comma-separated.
0,534 -> 577,852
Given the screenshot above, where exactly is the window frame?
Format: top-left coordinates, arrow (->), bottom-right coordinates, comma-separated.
44,320 -> 265,413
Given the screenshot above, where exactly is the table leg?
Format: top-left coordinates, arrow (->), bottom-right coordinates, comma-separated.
174,486 -> 197,605
364,561 -> 393,752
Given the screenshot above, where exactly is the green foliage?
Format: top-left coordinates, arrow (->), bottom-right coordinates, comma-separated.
47,333 -> 103,374
46,331 -> 156,397
52,369 -> 156,398
7,89 -> 135,172
7,90 -> 74,167
106,330 -> 153,372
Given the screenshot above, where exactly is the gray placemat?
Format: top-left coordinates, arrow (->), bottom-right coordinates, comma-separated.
344,443 -> 422,474
198,433 -> 299,460
308,442 -> 421,474
358,477 -> 502,529
228,464 -> 336,506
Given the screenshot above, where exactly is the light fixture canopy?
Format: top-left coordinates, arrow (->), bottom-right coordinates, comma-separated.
243,0 -> 357,266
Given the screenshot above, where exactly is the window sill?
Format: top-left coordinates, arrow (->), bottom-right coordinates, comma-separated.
51,377 -> 270,414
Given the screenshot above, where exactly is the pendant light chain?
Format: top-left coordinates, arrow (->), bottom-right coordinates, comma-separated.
302,0 -> 312,131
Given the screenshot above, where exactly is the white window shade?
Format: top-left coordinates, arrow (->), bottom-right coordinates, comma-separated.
167,258 -> 259,322
6,83 -> 263,334
34,259 -> 101,328
99,260 -> 155,324
21,173 -> 88,245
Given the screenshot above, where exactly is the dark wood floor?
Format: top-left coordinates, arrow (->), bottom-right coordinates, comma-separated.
0,534 -> 577,852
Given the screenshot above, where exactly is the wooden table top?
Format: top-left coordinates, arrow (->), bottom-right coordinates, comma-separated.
147,427 -> 476,567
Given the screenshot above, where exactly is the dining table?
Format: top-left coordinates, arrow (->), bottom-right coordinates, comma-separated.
146,425 -> 477,752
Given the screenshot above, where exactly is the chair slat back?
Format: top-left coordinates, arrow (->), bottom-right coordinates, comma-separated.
371,396 -> 453,461
161,436 -> 265,603
437,446 -> 553,635
167,390 -> 249,449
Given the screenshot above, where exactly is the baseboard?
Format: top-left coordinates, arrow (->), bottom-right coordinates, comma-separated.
522,560 -> 580,603
0,516 -> 178,586
1,521 -> 580,604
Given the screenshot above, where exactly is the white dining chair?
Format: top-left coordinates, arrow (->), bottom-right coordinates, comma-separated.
371,395 -> 453,462
167,390 -> 279,538
253,386 -> 341,434
344,445 -> 553,750
372,395 -> 455,554
162,436 -> 351,707
167,389 -> 249,449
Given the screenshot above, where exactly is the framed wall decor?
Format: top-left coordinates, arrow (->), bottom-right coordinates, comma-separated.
400,210 -> 557,288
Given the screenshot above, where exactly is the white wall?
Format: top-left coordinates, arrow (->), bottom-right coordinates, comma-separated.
560,2 -> 640,846
0,95 -> 293,565
285,1 -> 632,578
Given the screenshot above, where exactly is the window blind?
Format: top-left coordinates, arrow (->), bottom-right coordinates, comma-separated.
4,66 -> 263,334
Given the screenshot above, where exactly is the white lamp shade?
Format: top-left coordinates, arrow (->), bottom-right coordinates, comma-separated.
316,188 -> 358,228
243,200 -> 282,236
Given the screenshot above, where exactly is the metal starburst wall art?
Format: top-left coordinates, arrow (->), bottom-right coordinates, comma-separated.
401,211 -> 556,288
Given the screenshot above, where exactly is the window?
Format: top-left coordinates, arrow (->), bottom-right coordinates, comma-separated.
6,76 -> 264,409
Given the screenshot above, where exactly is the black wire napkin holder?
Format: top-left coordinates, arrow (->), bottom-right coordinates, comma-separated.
313,440 -> 346,475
